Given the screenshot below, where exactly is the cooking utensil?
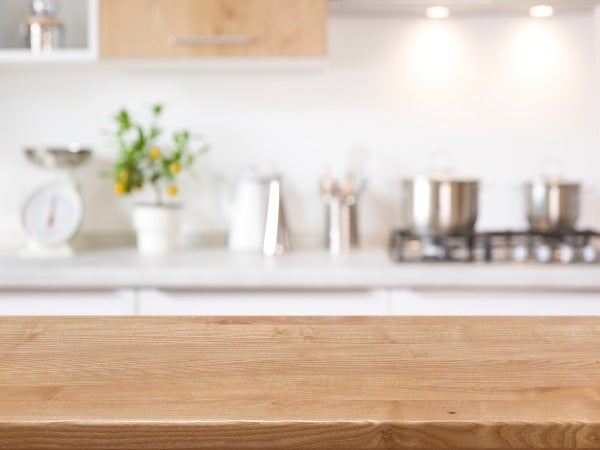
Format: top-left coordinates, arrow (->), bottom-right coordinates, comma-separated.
401,177 -> 479,236
526,181 -> 580,232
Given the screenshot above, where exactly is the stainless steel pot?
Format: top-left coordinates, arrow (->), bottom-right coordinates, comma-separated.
401,177 -> 479,236
526,181 -> 580,232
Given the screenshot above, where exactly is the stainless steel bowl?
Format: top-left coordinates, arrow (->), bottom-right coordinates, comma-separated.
401,177 -> 479,236
526,181 -> 580,232
24,146 -> 92,169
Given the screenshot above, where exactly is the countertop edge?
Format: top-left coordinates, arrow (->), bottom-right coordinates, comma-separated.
2,419 -> 600,449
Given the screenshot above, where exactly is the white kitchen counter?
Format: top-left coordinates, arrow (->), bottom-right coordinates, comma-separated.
0,248 -> 599,291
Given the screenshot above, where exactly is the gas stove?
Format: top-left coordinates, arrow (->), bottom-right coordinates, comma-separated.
390,230 -> 600,264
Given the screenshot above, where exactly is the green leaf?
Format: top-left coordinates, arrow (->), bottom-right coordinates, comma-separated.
173,130 -> 190,149
149,126 -> 161,140
152,104 -> 164,116
185,154 -> 195,167
132,126 -> 146,153
115,109 -> 131,130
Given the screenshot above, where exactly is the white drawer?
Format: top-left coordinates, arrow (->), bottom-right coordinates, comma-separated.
391,289 -> 600,316
0,289 -> 136,316
138,289 -> 390,316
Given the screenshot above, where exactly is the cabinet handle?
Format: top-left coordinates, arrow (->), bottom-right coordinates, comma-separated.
168,35 -> 253,46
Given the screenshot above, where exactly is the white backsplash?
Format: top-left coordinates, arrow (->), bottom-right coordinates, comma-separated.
0,11 -> 599,247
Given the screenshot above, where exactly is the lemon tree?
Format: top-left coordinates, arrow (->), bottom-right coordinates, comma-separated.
111,104 -> 208,205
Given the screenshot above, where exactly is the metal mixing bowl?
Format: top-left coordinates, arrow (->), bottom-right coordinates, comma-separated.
24,146 -> 92,169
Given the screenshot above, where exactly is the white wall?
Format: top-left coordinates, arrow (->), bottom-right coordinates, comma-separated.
0,12 -> 598,248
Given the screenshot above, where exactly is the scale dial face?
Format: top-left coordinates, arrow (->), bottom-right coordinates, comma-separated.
22,182 -> 83,247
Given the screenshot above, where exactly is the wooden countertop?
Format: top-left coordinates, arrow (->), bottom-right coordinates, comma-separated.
1,317 -> 600,449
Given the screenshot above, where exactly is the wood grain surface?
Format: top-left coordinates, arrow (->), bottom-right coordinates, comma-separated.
1,317 -> 600,449
101,0 -> 327,58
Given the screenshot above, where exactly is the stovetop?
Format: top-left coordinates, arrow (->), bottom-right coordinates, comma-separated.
390,230 -> 600,264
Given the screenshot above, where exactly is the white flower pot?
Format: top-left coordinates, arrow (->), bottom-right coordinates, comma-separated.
132,204 -> 182,255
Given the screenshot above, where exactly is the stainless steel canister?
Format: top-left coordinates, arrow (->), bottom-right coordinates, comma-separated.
321,172 -> 364,254
325,195 -> 359,253
401,177 -> 479,236
525,181 -> 580,232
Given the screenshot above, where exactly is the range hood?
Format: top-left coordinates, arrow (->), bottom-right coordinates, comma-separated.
329,0 -> 600,15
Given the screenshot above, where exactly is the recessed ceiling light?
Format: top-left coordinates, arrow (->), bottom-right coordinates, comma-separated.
529,5 -> 554,18
426,6 -> 450,19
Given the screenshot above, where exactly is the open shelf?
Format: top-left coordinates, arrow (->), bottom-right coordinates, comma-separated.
0,49 -> 96,63
0,0 -> 98,63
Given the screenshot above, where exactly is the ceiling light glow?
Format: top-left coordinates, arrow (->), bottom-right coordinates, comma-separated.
529,5 -> 554,18
426,6 -> 450,19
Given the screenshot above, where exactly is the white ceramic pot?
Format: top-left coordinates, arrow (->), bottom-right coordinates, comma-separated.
132,204 -> 182,255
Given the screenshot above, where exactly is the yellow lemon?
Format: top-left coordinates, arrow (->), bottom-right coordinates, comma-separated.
170,162 -> 181,175
114,183 -> 126,195
167,184 -> 179,197
149,147 -> 161,160
118,170 -> 129,182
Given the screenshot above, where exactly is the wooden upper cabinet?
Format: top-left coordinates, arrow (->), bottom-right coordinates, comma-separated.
100,0 -> 327,58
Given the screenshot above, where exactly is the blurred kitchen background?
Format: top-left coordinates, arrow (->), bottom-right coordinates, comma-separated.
1,0 -> 599,250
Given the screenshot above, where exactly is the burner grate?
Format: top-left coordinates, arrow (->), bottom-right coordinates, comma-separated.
390,230 -> 600,264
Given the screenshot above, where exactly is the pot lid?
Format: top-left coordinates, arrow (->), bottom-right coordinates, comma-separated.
405,175 -> 480,184
534,158 -> 580,186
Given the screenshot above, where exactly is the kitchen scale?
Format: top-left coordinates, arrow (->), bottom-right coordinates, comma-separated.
21,146 -> 92,258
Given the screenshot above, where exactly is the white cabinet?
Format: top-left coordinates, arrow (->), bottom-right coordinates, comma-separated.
0,0 -> 98,62
138,289 -> 390,316
0,289 -> 135,316
391,289 -> 600,316
3,287 -> 600,317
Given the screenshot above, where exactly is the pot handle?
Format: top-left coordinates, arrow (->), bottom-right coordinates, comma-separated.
397,179 -> 408,229
427,150 -> 456,179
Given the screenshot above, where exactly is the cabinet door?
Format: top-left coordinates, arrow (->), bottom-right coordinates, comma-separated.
101,0 -> 327,58
139,289 -> 389,316
391,289 -> 600,316
0,290 -> 136,316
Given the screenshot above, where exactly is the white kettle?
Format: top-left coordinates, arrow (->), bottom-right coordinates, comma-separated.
224,170 -> 291,254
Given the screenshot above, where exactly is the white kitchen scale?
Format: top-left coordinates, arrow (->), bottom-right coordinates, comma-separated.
21,146 -> 91,258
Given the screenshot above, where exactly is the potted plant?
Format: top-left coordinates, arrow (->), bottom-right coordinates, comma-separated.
110,104 -> 208,255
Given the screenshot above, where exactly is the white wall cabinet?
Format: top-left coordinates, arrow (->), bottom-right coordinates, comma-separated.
0,0 -> 98,62
390,289 -> 600,316
0,289 -> 135,316
137,289 -> 390,316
